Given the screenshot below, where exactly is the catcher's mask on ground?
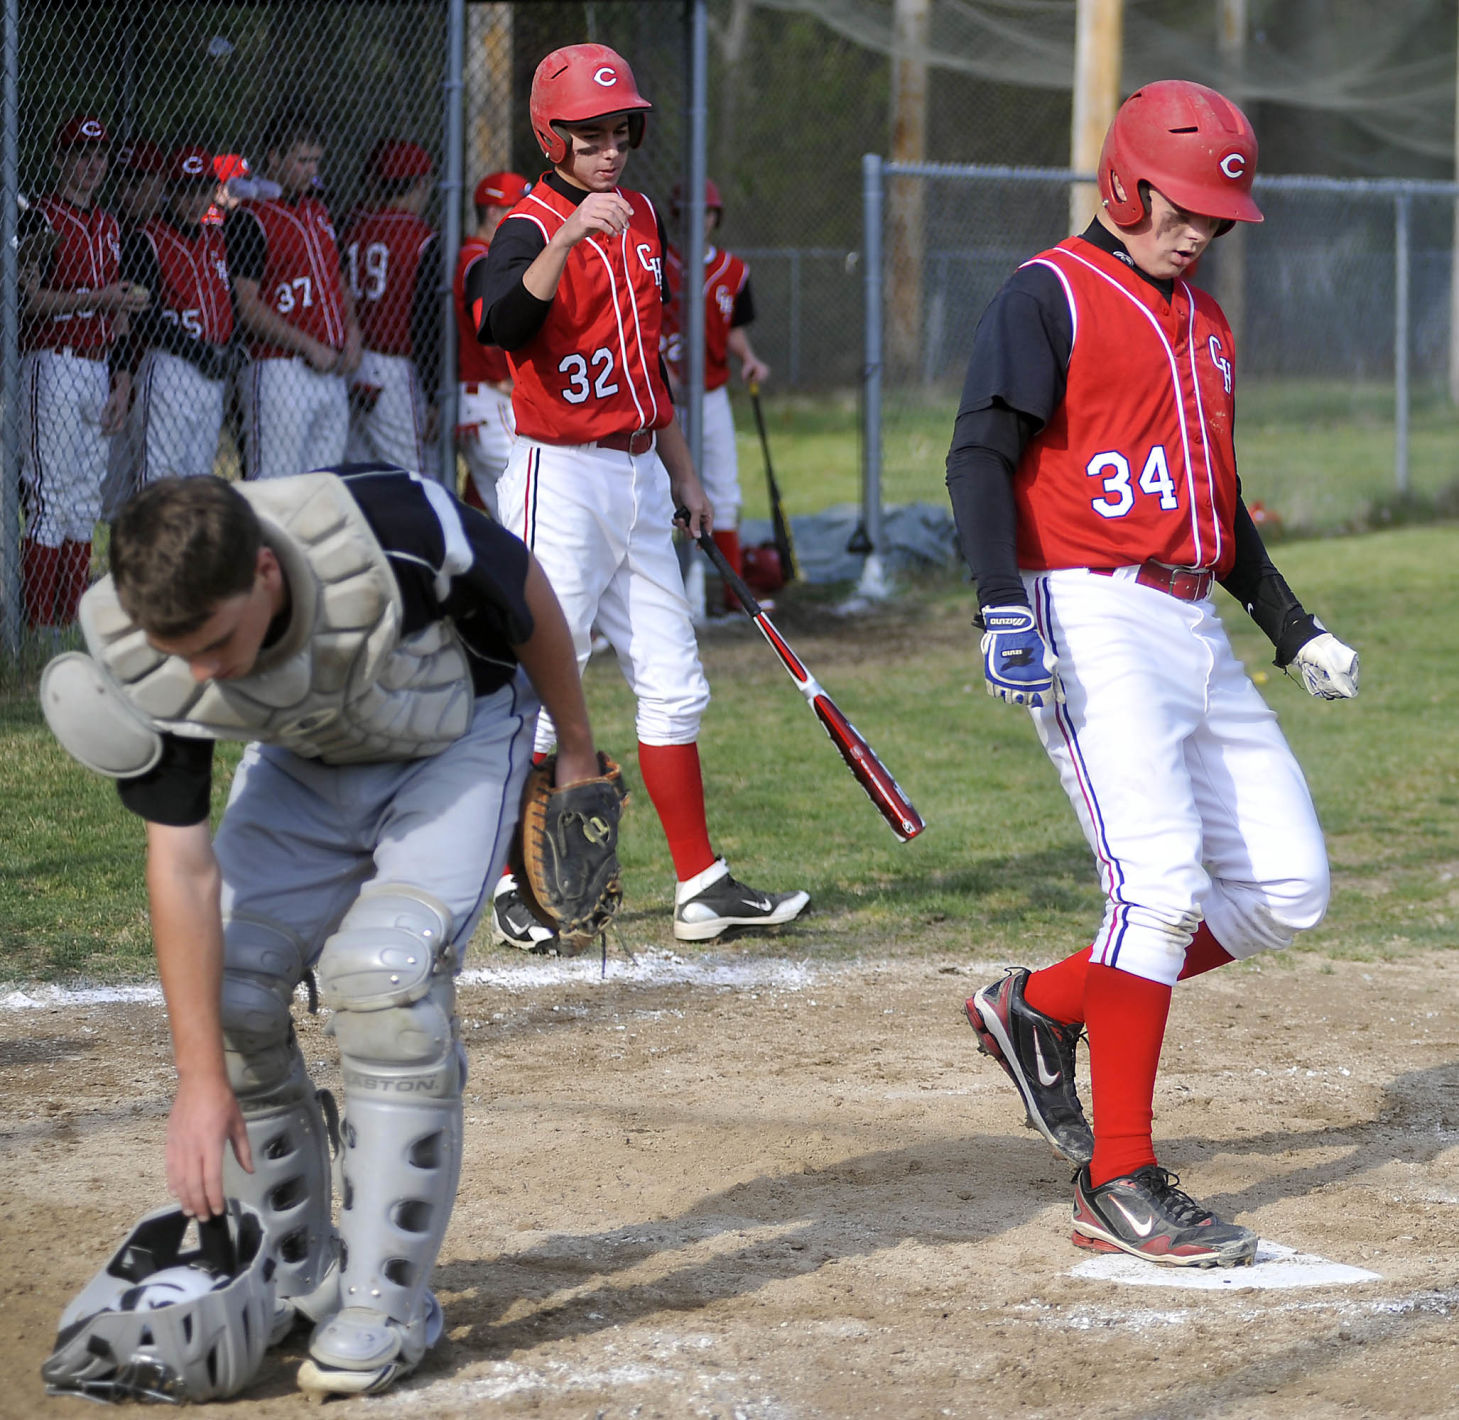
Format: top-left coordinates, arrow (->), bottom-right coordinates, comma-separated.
41,1200 -> 276,1404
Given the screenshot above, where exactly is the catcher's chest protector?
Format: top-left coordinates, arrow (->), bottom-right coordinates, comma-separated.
81,473 -> 474,763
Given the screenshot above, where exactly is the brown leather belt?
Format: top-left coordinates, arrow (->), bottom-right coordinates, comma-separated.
595,429 -> 655,455
1092,561 -> 1214,601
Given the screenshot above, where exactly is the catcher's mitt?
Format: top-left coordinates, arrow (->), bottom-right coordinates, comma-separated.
510,752 -> 627,954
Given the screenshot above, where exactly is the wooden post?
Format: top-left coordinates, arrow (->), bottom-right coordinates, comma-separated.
886,0 -> 929,381
1068,0 -> 1124,233
465,2 -> 512,240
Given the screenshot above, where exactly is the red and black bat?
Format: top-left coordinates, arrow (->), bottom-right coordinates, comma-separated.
748,380 -> 799,583
695,529 -> 925,842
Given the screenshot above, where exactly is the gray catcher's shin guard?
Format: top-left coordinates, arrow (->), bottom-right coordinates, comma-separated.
220,914 -> 336,1303
317,885 -> 464,1332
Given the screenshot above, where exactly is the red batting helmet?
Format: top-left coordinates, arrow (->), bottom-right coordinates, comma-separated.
742,543 -> 785,596
474,171 -> 530,208
669,178 -> 723,216
529,43 -> 652,166
367,138 -> 433,182
1098,80 -> 1262,230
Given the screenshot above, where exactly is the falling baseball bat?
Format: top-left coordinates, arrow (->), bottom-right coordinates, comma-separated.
693,528 -> 924,842
747,381 -> 799,583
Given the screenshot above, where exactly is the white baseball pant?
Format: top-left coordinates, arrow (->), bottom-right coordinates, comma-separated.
678,384 -> 741,527
133,350 -> 226,482
499,435 -> 711,752
1028,566 -> 1330,988
457,382 -> 515,517
241,355 -> 348,480
345,349 -> 427,474
20,349 -> 111,545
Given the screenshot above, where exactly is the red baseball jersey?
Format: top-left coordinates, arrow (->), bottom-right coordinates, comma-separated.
140,215 -> 234,345
342,207 -> 434,357
237,195 -> 347,359
501,184 -> 672,443
26,195 -> 121,354
453,235 -> 509,384
662,244 -> 748,391
1014,239 -> 1238,578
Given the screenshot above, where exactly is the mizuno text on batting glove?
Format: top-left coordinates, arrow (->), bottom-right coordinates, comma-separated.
1290,625 -> 1359,699
980,605 -> 1060,707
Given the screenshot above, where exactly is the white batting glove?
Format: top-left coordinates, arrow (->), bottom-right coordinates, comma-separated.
1290,630 -> 1359,700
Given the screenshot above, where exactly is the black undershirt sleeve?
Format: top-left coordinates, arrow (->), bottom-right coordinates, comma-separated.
1218,494 -> 1321,665
223,208 -> 267,285
473,216 -> 552,349
731,276 -> 755,328
116,734 -> 215,826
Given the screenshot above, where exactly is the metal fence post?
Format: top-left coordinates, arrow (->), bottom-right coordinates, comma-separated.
851,150 -> 888,602
1,0 -> 19,660
684,0 -> 708,473
437,0 -> 465,488
1395,191 -> 1410,497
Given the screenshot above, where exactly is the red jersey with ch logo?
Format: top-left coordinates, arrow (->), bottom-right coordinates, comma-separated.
140,216 -> 233,345
26,195 -> 121,354
662,244 -> 748,391
1014,238 -> 1239,579
501,184 -> 672,443
342,207 -> 434,356
453,235 -> 509,384
237,195 -> 347,359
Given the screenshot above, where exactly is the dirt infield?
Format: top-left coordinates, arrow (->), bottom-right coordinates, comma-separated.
4,949 -> 1459,1418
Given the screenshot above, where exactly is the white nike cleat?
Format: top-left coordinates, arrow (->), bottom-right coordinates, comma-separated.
672,858 -> 809,941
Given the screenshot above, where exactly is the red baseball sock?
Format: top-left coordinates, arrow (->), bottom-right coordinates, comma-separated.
638,740 -> 716,881
59,540 -> 92,624
713,528 -> 744,610
1022,944 -> 1092,1025
1178,922 -> 1235,980
22,538 -> 61,627
1086,963 -> 1172,1187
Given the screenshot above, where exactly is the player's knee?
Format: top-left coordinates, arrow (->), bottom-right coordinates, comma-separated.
221,914 -> 309,1099
635,679 -> 711,744
317,884 -> 461,1097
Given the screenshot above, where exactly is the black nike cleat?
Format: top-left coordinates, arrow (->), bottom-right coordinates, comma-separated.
968,967 -> 1094,1166
1071,1165 -> 1258,1268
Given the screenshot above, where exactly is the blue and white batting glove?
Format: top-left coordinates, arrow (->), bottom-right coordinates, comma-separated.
980,605 -> 1061,707
1290,627 -> 1359,700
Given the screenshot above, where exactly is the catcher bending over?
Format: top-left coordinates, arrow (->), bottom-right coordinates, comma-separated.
40,466 -> 621,1401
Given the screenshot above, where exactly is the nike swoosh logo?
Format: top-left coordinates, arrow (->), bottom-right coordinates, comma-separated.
1032,1035 -> 1060,1088
1108,1196 -> 1156,1238
747,896 -> 772,912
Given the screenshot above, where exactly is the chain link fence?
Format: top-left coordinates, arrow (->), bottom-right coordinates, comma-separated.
865,160 -> 1459,544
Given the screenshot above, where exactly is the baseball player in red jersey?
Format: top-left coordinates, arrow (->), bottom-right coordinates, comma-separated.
225,107 -> 362,480
21,115 -> 148,626
663,179 -> 770,612
453,171 -> 528,516
341,139 -> 441,474
115,146 -> 236,493
472,43 -> 808,947
950,82 -> 1360,1267
112,138 -> 168,235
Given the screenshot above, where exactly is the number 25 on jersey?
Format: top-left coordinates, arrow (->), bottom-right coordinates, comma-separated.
1087,445 -> 1179,519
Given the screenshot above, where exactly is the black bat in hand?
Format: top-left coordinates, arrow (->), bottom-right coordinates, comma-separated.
692,527 -> 924,842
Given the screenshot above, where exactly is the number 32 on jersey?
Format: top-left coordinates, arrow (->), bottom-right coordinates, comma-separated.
1086,445 -> 1179,519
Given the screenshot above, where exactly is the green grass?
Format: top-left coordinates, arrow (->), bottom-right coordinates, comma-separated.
6,522 -> 1459,982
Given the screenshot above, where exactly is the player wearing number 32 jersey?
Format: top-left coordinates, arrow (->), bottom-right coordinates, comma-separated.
471,42 -> 807,948
949,81 -> 1360,1269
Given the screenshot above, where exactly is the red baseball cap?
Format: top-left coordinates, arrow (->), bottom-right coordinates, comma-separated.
474,171 -> 529,208
55,115 -> 109,149
213,153 -> 250,184
118,138 -> 168,174
369,139 -> 433,181
170,146 -> 215,183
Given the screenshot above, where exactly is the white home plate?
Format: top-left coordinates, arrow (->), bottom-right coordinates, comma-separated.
1071,1240 -> 1380,1291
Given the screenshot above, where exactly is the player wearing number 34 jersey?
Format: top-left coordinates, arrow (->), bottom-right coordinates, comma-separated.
948,81 -> 1359,1269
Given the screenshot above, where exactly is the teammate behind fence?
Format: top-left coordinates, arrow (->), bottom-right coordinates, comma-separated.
471,43 -> 809,946
453,170 -> 528,516
40,466 -> 606,1398
664,178 -> 771,615
111,146 -> 235,503
949,81 -> 1360,1268
22,115 -> 147,627
226,106 -> 361,480
342,139 -> 441,473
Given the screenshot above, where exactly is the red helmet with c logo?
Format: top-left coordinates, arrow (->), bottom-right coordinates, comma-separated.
529,43 -> 652,166
1098,80 -> 1262,230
